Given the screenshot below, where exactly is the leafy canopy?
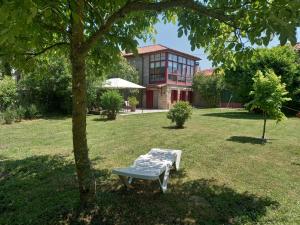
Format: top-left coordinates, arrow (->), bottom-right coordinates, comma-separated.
247,70 -> 291,122
1,1 -> 299,67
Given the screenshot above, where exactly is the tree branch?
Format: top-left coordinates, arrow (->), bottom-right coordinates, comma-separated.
81,0 -> 235,55
24,42 -> 69,57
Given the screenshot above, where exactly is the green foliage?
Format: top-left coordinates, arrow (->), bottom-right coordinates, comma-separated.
15,106 -> 26,122
193,73 -> 225,107
128,96 -> 139,107
167,101 -> 192,128
100,90 -> 123,120
0,76 -> 17,111
24,104 -> 39,120
246,70 -> 291,140
86,77 -> 103,111
247,70 -> 291,122
17,54 -> 72,114
1,1 -> 299,70
224,46 -> 300,111
106,57 -> 139,83
2,108 -> 16,124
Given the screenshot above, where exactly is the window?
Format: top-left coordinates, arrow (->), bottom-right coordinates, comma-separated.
155,53 -> 160,61
172,62 -> 178,73
149,53 -> 166,83
167,52 -> 196,82
178,56 -> 183,63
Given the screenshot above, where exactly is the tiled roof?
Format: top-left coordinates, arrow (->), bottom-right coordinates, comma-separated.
201,68 -> 215,76
123,44 -> 200,60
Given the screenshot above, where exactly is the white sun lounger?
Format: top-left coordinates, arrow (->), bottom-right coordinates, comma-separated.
112,148 -> 182,193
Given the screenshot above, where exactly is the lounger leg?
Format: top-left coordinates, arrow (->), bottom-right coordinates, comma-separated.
128,177 -> 133,184
118,175 -> 134,189
159,167 -> 171,193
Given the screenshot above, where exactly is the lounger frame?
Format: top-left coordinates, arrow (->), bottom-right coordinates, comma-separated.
112,149 -> 182,193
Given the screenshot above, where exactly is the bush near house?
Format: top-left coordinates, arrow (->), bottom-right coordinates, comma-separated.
167,101 -> 192,128
100,90 -> 123,120
193,72 -> 225,107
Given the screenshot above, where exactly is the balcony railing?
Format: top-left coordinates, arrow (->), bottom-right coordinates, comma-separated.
168,74 -> 193,83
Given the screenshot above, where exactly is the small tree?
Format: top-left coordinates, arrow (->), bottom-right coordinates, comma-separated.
247,70 -> 291,141
100,90 -> 123,120
167,101 -> 192,128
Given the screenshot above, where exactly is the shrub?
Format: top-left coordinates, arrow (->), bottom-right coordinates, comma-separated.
17,54 -> 72,114
128,96 -> 139,111
0,76 -> 17,111
100,90 -> 123,120
24,104 -> 39,119
2,108 -> 16,124
15,106 -> 26,122
193,73 -> 225,107
167,101 -> 192,128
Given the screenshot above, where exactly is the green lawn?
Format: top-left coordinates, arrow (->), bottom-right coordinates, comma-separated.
0,109 -> 299,225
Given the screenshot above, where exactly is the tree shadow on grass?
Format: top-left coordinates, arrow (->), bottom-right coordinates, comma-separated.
0,155 -> 279,225
91,118 -> 111,122
162,125 -> 185,129
42,114 -> 71,121
227,136 -> 276,145
93,177 -> 279,225
227,136 -> 266,145
202,111 -> 262,120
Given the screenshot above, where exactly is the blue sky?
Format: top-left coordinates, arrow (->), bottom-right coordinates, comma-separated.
138,22 -> 300,69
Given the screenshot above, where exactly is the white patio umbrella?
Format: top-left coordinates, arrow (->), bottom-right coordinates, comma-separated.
102,78 -> 145,89
102,78 -> 145,112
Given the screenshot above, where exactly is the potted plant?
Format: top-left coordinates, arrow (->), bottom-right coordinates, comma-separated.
128,96 -> 139,112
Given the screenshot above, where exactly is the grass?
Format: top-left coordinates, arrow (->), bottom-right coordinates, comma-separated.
0,108 -> 299,225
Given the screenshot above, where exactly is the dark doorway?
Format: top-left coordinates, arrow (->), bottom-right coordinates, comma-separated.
146,90 -> 154,109
171,90 -> 178,103
188,91 -> 193,104
180,91 -> 186,101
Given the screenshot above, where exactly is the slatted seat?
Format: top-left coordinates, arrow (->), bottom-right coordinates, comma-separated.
112,148 -> 182,192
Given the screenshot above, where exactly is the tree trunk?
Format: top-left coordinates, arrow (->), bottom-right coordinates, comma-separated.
70,0 -> 96,208
262,113 -> 267,141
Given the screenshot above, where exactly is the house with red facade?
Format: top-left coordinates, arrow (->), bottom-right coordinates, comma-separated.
123,44 -> 200,109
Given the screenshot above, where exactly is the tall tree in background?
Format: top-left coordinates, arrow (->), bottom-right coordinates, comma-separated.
1,0 -> 299,207
224,46 -> 300,110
